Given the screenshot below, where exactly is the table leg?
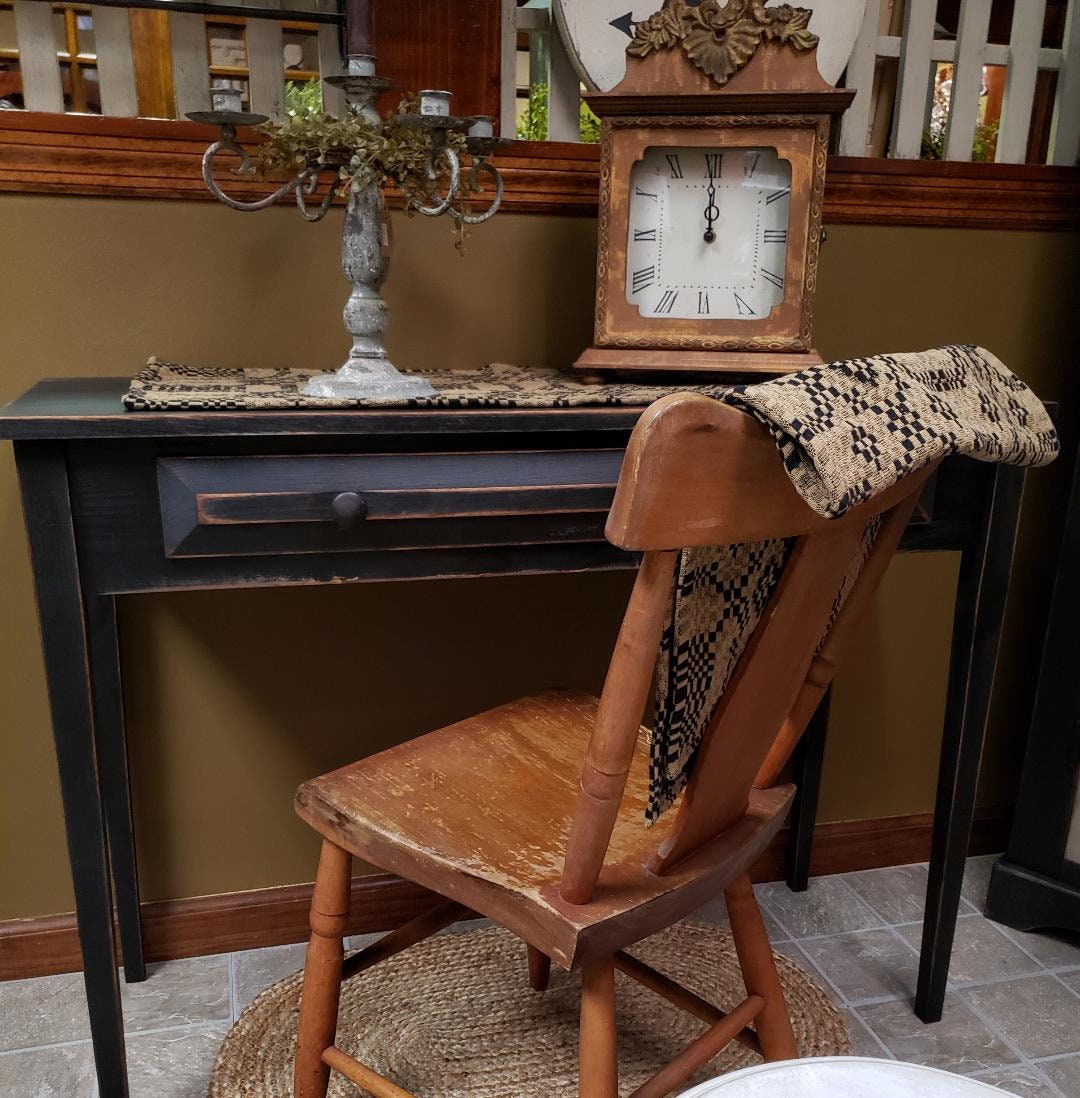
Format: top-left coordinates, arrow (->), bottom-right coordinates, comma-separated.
786,688 -> 832,892
915,463 -> 1026,1023
87,594 -> 146,983
16,441 -> 130,1098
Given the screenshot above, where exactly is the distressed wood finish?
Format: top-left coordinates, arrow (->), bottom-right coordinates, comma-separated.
292,395 -> 930,1094
92,5 -> 140,120
0,378 -> 1034,1093
891,0 -> 937,159
997,0 -> 1050,164
1,114 -> 1078,229
0,807 -> 1014,983
943,0 -> 994,163
576,42 -> 854,377
244,0 -> 286,122
156,449 -> 626,558
294,841 -> 352,1098
11,1 -> 64,113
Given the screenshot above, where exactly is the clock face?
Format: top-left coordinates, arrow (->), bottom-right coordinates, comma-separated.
552,0 -> 867,90
625,146 -> 792,322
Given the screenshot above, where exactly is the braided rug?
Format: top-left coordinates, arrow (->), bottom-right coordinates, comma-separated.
207,922 -> 848,1097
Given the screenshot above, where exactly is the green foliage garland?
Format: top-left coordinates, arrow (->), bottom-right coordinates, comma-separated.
255,95 -> 485,247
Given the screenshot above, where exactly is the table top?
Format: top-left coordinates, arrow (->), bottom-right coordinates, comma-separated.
0,378 -> 651,441
679,1058 -> 1005,1096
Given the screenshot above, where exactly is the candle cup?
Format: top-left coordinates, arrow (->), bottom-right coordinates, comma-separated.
346,55 -> 376,77
467,116 -> 494,140
211,87 -> 244,114
419,90 -> 453,118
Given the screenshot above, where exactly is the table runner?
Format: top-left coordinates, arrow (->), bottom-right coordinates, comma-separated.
125,347 -> 1057,823
123,359 -> 729,411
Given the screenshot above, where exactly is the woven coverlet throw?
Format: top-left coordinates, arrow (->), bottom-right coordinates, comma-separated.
646,345 -> 1057,821
124,346 -> 1057,821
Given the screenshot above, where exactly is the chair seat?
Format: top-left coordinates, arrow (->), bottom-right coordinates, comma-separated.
296,689 -> 794,971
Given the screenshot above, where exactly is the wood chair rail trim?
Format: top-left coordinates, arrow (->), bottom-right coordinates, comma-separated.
1,114 -> 1078,230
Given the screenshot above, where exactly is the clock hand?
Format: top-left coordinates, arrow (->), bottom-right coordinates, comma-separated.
704,162 -> 719,245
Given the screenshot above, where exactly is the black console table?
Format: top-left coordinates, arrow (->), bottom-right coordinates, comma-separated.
0,378 -> 1028,1098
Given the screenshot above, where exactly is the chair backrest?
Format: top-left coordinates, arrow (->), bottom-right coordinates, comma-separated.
559,393 -> 937,904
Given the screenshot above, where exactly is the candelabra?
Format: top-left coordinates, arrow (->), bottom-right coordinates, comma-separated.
188,9 -> 505,400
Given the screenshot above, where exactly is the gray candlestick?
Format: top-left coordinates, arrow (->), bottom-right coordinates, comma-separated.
303,182 -> 435,401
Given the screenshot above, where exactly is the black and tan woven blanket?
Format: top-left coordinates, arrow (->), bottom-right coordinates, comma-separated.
647,345 -> 1057,820
125,346 -> 1057,822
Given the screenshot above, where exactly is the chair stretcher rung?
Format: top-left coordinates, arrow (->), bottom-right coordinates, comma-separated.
627,994 -> 765,1098
323,1045 -> 418,1098
613,951 -> 763,1056
341,898 -> 469,981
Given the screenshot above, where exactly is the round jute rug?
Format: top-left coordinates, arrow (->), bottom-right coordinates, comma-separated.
208,922 -> 849,1097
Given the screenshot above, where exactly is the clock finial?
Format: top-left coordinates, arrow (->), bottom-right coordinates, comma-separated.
628,0 -> 820,88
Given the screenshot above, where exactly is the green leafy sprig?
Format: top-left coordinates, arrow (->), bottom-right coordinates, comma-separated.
255,95 -> 482,245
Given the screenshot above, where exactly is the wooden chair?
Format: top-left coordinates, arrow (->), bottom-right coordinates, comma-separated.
292,392 -> 937,1098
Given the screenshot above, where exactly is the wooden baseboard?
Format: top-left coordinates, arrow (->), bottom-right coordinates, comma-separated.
0,807 -> 1010,982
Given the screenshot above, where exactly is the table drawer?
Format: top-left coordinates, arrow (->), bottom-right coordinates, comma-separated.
157,450 -> 626,558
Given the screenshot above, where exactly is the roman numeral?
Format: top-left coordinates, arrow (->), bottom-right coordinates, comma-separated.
764,229 -> 788,244
698,291 -> 710,315
634,228 -> 657,242
766,187 -> 791,205
704,153 -> 722,179
632,266 -> 656,294
746,152 -> 761,179
655,290 -> 679,314
635,187 -> 658,201
734,293 -> 755,316
761,268 -> 784,290
665,154 -> 683,179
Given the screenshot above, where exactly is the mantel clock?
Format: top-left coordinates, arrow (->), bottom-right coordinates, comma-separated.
573,0 -> 855,378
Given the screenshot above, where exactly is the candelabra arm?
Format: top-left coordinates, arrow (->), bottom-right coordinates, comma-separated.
295,167 -> 338,223
201,131 -> 328,215
450,160 -> 505,225
411,146 -> 461,218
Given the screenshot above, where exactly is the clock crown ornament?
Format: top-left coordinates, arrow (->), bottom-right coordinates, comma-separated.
628,0 -> 820,87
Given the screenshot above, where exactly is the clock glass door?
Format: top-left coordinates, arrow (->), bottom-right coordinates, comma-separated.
625,146 -> 792,322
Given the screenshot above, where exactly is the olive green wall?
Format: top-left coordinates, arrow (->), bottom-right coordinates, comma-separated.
0,195 -> 1075,920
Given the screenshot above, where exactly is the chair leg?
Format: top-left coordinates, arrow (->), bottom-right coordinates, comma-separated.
294,841 -> 353,1098
724,874 -> 797,1062
579,958 -> 618,1098
527,945 -> 552,992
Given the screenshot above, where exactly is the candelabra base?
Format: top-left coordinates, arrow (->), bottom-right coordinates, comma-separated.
302,356 -> 437,402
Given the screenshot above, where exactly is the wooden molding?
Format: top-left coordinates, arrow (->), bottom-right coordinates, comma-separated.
0,806 -> 1010,982
0,113 -> 1078,229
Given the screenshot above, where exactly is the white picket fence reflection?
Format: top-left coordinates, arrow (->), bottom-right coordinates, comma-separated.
2,0 -> 1078,166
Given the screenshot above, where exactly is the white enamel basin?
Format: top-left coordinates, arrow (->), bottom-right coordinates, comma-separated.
678,1057 -> 1014,1097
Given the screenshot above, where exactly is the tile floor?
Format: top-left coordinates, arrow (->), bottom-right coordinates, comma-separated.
2,855 -> 1078,1097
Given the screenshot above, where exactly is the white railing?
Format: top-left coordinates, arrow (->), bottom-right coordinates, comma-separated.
3,0 -> 345,121
839,0 -> 1080,165
500,0 -> 580,141
5,0 -> 1079,166
501,0 -> 1080,166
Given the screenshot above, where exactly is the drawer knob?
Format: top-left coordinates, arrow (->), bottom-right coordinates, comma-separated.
331,492 -> 368,530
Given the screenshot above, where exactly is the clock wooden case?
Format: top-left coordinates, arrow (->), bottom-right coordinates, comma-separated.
574,2 -> 855,378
